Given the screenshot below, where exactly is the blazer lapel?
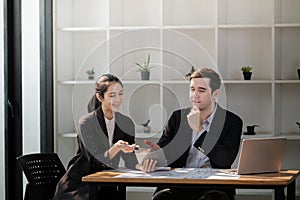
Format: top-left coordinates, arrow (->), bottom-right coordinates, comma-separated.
96,108 -> 110,148
196,105 -> 226,155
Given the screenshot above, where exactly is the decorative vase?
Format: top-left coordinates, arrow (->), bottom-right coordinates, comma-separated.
246,126 -> 255,135
297,69 -> 300,80
244,125 -> 259,135
143,126 -> 151,133
141,71 -> 150,80
88,74 -> 95,80
243,72 -> 252,80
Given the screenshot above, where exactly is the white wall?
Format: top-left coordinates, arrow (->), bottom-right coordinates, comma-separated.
21,0 -> 41,194
22,0 -> 40,154
0,0 -> 5,198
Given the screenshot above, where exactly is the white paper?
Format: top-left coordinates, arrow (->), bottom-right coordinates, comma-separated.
113,168 -> 240,179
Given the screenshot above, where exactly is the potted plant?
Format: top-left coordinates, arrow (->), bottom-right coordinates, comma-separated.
241,66 -> 253,80
185,66 -> 196,79
244,125 -> 259,135
86,68 -> 95,80
142,119 -> 151,133
136,54 -> 154,80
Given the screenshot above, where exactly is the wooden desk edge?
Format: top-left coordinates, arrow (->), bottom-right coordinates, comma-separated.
82,170 -> 300,186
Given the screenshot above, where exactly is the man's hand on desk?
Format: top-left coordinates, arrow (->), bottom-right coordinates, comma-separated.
136,158 -> 158,173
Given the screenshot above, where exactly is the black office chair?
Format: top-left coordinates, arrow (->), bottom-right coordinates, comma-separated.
17,153 -> 66,200
152,188 -> 173,200
198,190 -> 230,200
152,188 -> 231,200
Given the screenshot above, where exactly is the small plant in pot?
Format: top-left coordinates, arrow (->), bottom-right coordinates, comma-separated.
136,54 -> 154,80
241,65 -> 253,80
142,119 -> 151,133
86,68 -> 95,80
244,125 -> 259,135
185,65 -> 196,79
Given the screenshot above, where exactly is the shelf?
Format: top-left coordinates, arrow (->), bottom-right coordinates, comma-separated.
275,23 -> 300,28
274,80 -> 300,83
57,25 -> 221,32
241,133 -> 275,139
54,0 -> 300,166
58,132 -> 300,140
58,27 -> 108,32
120,80 -> 189,85
58,25 -> 221,31
162,80 -> 189,84
58,132 -> 162,139
241,133 -> 300,140
218,24 -> 272,29
58,80 -> 95,85
109,26 -> 161,31
218,28 -> 273,80
122,80 -> 163,85
222,80 -> 273,84
58,79 -> 299,85
59,80 -> 186,85
59,132 -> 77,138
58,80 -> 300,85
164,25 -> 215,30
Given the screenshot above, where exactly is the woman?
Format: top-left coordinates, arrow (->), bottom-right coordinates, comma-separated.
54,74 -> 138,200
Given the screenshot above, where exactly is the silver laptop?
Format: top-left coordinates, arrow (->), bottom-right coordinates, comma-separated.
236,137 -> 287,175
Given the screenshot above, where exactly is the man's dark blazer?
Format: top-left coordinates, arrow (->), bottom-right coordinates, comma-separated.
154,104 -> 243,199
157,104 -> 243,169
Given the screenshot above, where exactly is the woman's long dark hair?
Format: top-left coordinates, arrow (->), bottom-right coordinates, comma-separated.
87,74 -> 123,112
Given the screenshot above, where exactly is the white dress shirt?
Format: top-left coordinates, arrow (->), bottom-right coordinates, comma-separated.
185,105 -> 217,168
104,116 -> 115,147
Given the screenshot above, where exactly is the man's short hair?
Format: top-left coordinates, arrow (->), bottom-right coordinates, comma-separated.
190,67 -> 221,93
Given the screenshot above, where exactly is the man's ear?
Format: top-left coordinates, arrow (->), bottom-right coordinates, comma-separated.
212,89 -> 219,101
96,93 -> 103,102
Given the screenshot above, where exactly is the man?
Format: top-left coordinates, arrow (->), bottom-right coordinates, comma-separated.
144,67 -> 243,200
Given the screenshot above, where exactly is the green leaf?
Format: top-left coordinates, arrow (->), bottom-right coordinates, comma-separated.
135,53 -> 154,72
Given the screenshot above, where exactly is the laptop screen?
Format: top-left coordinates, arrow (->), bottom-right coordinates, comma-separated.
236,137 -> 287,175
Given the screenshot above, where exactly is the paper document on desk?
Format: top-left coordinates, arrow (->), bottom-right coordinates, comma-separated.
185,168 -> 240,179
114,168 -> 189,178
135,147 -> 168,168
113,168 -> 239,179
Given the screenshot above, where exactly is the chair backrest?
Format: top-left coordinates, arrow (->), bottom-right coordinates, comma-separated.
17,153 -> 66,186
17,153 -> 66,200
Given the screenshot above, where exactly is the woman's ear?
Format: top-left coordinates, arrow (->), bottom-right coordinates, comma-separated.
96,93 -> 103,102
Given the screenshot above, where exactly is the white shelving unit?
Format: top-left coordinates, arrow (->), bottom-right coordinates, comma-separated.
54,0 -> 300,166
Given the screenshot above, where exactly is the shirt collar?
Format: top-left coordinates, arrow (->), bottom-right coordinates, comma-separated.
202,103 -> 218,131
